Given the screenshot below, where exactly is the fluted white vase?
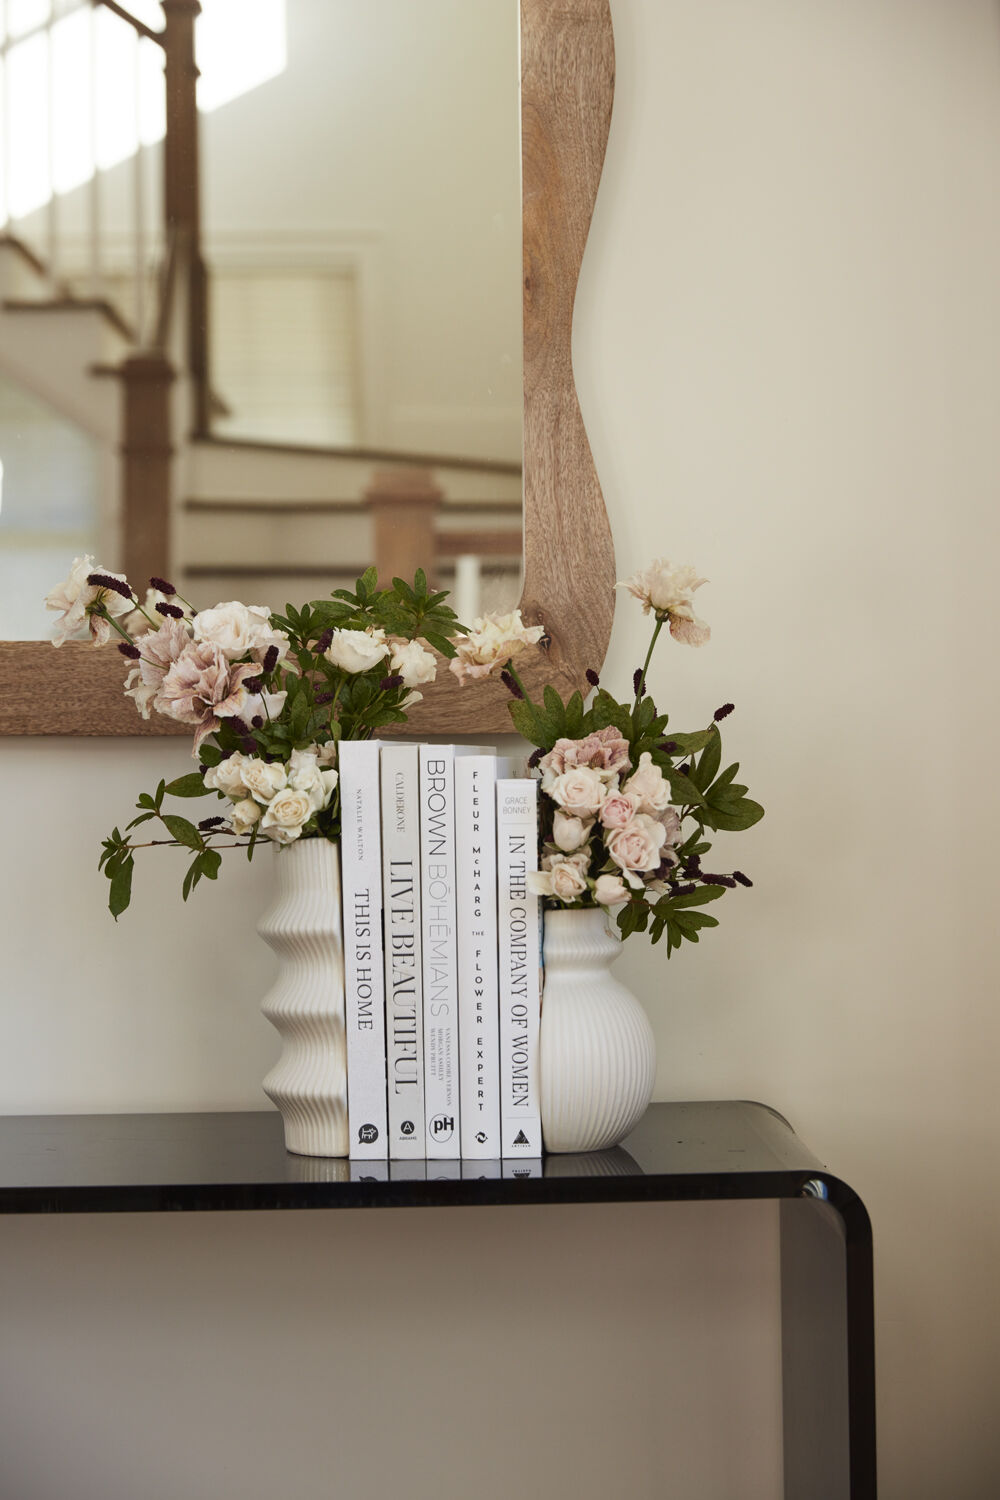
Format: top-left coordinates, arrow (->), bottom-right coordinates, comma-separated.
257,839 -> 348,1157
539,907 -> 656,1154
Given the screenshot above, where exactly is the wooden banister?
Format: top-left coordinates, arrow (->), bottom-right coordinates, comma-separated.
93,0 -> 166,46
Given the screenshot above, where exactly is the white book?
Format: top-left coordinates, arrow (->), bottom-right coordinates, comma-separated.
340,739 -> 388,1159
381,743 -> 425,1159
418,744 -> 490,1157
497,777 -> 542,1157
455,754 -> 521,1158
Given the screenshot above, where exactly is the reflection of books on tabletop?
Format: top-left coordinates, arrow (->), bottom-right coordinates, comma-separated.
497,776 -> 542,1158
340,739 -> 388,1159
502,1158 -> 543,1179
381,743 -> 424,1159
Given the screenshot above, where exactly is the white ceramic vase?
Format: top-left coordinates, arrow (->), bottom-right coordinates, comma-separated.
257,839 -> 348,1157
539,907 -> 656,1154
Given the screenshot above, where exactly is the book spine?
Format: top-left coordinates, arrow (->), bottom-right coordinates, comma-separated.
419,745 -> 461,1156
497,778 -> 542,1157
381,744 -> 425,1159
340,740 -> 388,1159
456,755 -> 501,1158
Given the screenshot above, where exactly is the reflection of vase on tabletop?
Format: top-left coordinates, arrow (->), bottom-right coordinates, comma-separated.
257,840 -> 348,1158
539,907 -> 656,1154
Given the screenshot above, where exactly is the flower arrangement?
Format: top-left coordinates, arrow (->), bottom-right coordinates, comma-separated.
452,558 -> 764,956
46,558 -> 471,917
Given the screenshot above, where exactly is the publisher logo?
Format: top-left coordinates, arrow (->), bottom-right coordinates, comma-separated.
430,1113 -> 455,1143
400,1119 -> 416,1137
357,1123 -> 379,1146
475,1131 -> 487,1145
512,1129 -> 530,1147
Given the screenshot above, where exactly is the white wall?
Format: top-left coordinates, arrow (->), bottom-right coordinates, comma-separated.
2,0 -> 999,1495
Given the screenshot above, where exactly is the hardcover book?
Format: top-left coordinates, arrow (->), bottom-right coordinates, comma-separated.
496,777 -> 542,1157
455,753 -> 520,1158
418,744 -> 489,1157
381,743 -> 425,1159
340,739 -> 388,1159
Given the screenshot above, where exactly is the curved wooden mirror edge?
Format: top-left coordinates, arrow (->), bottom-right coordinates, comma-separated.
0,0 -> 616,738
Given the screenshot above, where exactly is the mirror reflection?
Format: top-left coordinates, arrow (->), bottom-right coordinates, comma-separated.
0,0 -> 523,640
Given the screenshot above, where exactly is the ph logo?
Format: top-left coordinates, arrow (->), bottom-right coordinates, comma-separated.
430,1114 -> 455,1143
357,1123 -> 379,1145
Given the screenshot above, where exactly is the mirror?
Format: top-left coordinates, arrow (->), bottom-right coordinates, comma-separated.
0,0 -> 616,736
0,0 -> 523,638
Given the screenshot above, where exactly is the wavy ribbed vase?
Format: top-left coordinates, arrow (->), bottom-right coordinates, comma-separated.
539,907 -> 656,1154
257,840 -> 348,1157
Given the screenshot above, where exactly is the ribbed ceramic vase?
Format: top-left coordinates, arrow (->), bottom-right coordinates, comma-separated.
257,839 -> 348,1157
539,907 -> 656,1153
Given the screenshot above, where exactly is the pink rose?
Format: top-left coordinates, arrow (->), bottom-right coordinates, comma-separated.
598,791 -> 640,830
547,766 -> 607,818
552,810 -> 591,852
605,813 -> 669,888
156,641 -> 259,753
594,873 -> 629,906
622,751 -> 674,816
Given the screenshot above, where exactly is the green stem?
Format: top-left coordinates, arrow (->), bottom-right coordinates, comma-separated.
632,616 -> 664,712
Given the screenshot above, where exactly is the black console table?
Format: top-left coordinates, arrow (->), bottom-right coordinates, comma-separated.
0,1100 -> 875,1499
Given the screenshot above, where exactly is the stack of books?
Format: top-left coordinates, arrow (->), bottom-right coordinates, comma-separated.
339,741 -> 542,1168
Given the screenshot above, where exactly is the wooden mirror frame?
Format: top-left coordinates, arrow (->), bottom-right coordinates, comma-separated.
0,0 -> 616,737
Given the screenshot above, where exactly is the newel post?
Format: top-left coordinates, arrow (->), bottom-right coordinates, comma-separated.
161,0 -> 209,434
119,353 -> 176,591
364,468 -> 444,589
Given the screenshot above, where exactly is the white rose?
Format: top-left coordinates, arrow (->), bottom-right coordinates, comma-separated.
622,752 -> 673,815
313,742 -> 338,769
547,766 -> 607,818
389,639 -> 437,688
261,787 -> 315,843
594,873 -> 629,906
325,627 -> 389,675
547,858 -> 590,902
242,758 -> 288,804
288,748 -> 339,812
552,810 -> 591,852
605,813 -> 669,888
527,871 -> 554,897
229,798 -> 262,837
192,601 -> 288,662
204,752 -> 250,800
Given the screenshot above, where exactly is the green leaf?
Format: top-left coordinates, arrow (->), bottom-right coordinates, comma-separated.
199,848 -> 222,880
161,814 -> 203,850
667,769 -> 705,807
702,798 -> 765,832
109,854 -> 134,920
154,779 -> 166,810
691,727 -> 721,792
664,729 -> 714,755
125,811 -> 156,831
182,856 -> 201,902
507,699 -> 544,741
164,773 -> 211,799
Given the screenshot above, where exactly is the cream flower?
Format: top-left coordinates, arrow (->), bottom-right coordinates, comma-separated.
261,787 -> 315,844
156,642 -> 258,753
123,616 -> 192,719
388,638 -> 437,689
122,587 -> 193,637
45,555 -> 133,647
619,559 -> 711,645
242,758 -> 288,804
448,609 -> 545,685
228,798 -> 262,837
594,873 -> 629,906
621,752 -> 673,816
204,752 -> 251,800
529,858 -> 590,902
325,627 -> 389,675
288,747 -> 338,812
192,601 -> 288,663
552,810 -> 592,853
605,813 -> 670,888
546,766 -> 607,818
